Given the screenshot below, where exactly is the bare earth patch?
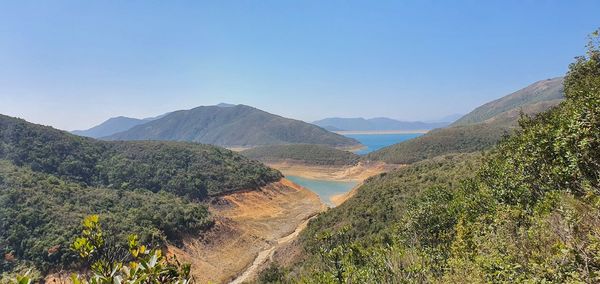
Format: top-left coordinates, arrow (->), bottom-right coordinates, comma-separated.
166,179 -> 323,284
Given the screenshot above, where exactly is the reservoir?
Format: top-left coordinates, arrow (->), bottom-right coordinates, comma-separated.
343,133 -> 423,154
286,175 -> 357,206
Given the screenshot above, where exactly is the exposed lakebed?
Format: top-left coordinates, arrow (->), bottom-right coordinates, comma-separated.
286,175 -> 357,206
283,133 -> 423,206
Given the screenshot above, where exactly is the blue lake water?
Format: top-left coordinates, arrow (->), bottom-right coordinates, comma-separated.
286,175 -> 357,206
344,133 -> 423,154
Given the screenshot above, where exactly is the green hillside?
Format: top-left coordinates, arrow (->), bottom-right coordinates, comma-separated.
0,114 -> 281,198
259,35 -> 600,283
452,77 -> 564,127
366,78 -> 565,165
365,124 -> 508,164
300,153 -> 482,244
104,104 -> 360,148
241,144 -> 360,166
0,114 -> 282,273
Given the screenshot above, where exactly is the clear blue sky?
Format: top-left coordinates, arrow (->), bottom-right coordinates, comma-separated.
1,1 -> 599,130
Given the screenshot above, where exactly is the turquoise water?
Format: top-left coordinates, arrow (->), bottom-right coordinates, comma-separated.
344,133 -> 423,154
286,175 -> 357,206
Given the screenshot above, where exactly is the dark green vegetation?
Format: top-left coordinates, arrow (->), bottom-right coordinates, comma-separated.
104,104 -> 360,148
71,116 -> 157,138
312,117 -> 449,131
301,153 -> 482,246
262,32 -> 600,283
0,114 -> 282,274
367,77 -> 565,165
0,161 -> 210,273
5,215 -> 195,283
241,144 -> 360,166
0,114 -> 281,198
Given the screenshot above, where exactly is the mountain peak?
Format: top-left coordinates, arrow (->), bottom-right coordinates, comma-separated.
216,103 -> 237,108
103,104 -> 360,148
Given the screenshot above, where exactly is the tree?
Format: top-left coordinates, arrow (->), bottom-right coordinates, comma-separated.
69,215 -> 194,284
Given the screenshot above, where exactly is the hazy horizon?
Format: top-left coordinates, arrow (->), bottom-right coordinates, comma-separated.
67,103 -> 463,132
1,1 -> 598,130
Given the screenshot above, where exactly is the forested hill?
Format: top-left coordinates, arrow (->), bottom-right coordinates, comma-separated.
0,114 -> 282,198
0,114 -> 283,274
365,124 -> 507,164
259,35 -> 600,283
366,77 -> 565,164
103,104 -> 360,148
241,144 -> 360,166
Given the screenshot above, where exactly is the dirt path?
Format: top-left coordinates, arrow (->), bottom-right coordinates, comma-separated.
229,216 -> 314,284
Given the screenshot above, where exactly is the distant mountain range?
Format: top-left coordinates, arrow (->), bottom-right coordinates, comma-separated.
71,115 -> 165,138
426,113 -> 464,123
98,104 -> 360,148
367,77 -> 565,164
312,117 -> 454,132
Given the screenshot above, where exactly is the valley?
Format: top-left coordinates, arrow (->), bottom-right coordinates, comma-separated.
1,8 -> 598,282
196,156 -> 396,283
0,68 -> 583,283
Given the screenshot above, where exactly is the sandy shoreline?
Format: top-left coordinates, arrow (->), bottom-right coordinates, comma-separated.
266,161 -> 401,207
330,185 -> 360,206
227,144 -> 366,153
334,130 -> 429,135
266,161 -> 395,182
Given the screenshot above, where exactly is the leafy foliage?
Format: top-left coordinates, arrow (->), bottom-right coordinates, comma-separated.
69,216 -> 193,284
0,160 -> 210,273
242,144 -> 360,166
